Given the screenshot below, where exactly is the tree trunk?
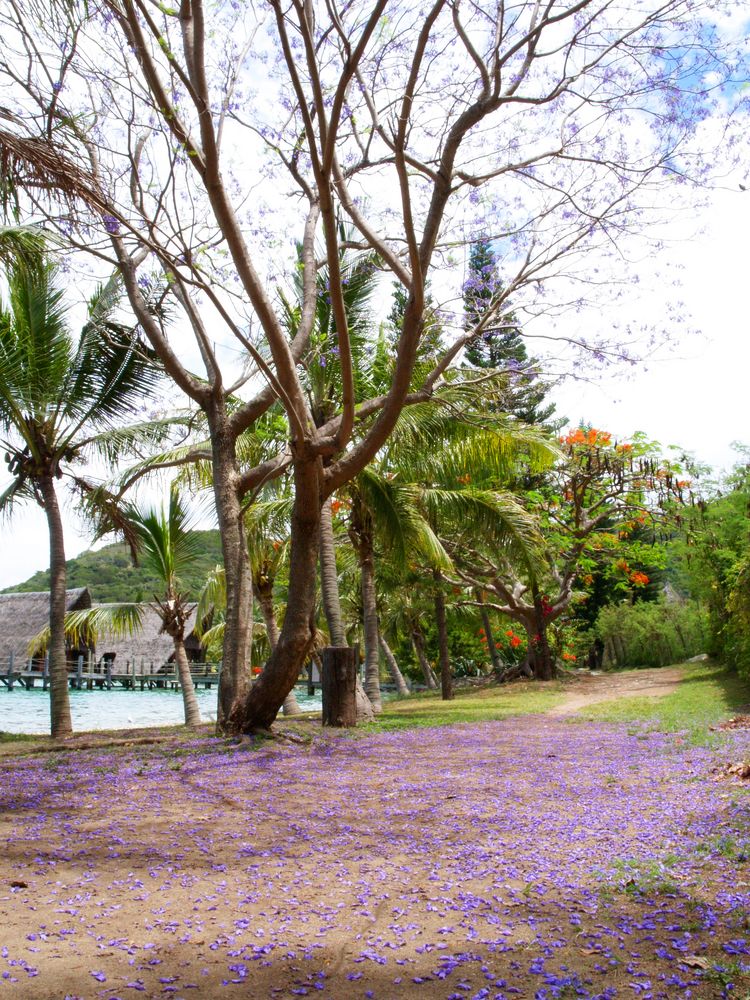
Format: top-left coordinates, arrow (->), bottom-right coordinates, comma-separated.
478,595 -> 502,672
172,636 -> 202,728
521,597 -> 557,681
319,496 -> 346,644
351,508 -> 382,713
411,629 -> 437,689
379,634 -> 410,695
39,475 -> 73,739
321,645 -> 357,727
433,569 -> 453,700
234,458 -> 322,732
319,495 -> 374,721
211,426 -> 253,729
256,580 -> 301,717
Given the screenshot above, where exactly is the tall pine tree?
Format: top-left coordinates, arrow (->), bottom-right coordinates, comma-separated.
463,238 -> 556,427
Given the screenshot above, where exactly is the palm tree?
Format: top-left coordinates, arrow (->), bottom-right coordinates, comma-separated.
0,251 -> 163,737
344,397 -> 556,702
65,487 -> 204,728
127,489 -> 203,727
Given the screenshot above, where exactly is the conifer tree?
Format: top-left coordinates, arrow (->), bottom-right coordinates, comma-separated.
463,238 -> 556,427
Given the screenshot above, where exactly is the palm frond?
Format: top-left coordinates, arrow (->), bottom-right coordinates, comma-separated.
81,414 -> 190,468
129,486 -> 202,590
196,565 -> 226,632
0,476 -> 34,520
356,469 -> 451,571
29,603 -> 144,655
421,487 -> 546,577
0,254 -> 72,424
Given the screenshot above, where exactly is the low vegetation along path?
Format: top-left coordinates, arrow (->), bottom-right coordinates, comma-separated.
0,675 -> 749,999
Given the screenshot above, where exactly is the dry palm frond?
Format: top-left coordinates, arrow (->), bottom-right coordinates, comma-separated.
0,129 -> 102,211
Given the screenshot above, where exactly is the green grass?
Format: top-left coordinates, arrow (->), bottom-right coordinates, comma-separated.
362,680 -> 566,732
575,663 -> 750,744
0,730 -> 41,744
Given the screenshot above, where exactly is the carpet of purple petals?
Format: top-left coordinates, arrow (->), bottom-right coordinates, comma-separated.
0,717 -> 749,1000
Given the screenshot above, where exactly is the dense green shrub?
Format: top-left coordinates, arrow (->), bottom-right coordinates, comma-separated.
593,599 -> 707,669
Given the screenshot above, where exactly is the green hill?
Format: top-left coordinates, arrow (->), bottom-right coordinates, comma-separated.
2,531 -> 224,604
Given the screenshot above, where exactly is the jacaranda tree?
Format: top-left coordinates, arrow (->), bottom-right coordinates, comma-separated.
0,0 -> 744,730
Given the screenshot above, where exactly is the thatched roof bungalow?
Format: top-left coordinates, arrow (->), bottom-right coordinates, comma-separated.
0,588 -> 92,668
94,604 -> 204,674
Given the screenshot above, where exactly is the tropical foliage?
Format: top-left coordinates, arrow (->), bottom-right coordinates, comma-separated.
0,249 -> 163,736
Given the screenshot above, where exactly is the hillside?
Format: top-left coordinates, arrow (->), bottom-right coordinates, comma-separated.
2,531 -> 224,604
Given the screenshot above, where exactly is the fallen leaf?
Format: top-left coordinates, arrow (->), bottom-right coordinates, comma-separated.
683,955 -> 710,969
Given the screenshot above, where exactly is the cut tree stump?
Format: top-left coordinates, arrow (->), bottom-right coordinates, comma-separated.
321,646 -> 357,727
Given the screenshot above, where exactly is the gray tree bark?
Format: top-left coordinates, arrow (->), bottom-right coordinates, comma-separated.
173,637 -> 202,728
350,504 -> 382,713
411,629 -> 438,690
433,569 -> 453,700
40,475 -> 73,738
235,458 -> 324,731
379,634 -> 410,695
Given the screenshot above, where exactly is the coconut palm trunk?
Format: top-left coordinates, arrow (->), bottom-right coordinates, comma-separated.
478,595 -> 502,672
172,635 -> 202,728
319,496 -> 374,721
433,569 -> 454,701
319,497 -> 346,645
359,553 -> 383,712
39,474 -> 73,738
350,500 -> 382,713
411,628 -> 438,689
0,252 -> 165,737
379,634 -> 410,695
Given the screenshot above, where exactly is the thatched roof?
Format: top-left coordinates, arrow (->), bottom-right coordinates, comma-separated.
0,589 -> 92,664
94,604 -> 202,671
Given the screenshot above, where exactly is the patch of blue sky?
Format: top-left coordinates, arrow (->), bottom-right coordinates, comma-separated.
655,21 -> 750,105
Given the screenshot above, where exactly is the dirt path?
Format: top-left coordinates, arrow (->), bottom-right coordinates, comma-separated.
545,664 -> 686,716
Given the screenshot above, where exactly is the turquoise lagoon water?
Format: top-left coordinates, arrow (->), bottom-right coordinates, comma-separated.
0,685 -> 322,735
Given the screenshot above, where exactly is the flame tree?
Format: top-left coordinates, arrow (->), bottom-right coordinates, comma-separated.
452,430 -> 688,679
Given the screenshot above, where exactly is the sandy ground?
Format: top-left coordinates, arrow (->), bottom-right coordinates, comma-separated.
545,666 -> 686,716
0,667 -> 748,1000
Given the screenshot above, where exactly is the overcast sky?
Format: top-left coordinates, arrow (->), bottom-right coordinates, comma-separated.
0,182 -> 747,591
551,185 -> 748,475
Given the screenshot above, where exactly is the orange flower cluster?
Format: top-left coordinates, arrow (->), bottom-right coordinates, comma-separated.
251,665 -> 262,675
614,558 -> 649,587
562,652 -> 577,662
503,629 -> 523,648
562,428 -> 612,447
